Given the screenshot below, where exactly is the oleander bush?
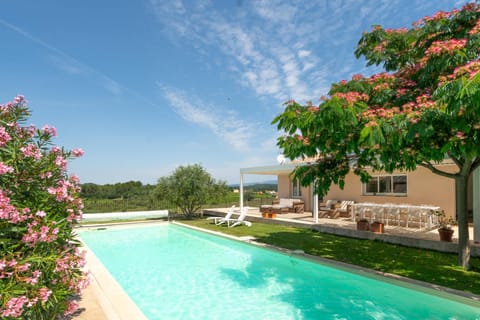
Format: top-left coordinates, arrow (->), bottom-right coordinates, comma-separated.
0,96 -> 88,319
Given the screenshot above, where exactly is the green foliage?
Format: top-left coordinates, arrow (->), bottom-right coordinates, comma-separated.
81,181 -> 155,199
273,2 -> 480,267
153,164 -> 229,218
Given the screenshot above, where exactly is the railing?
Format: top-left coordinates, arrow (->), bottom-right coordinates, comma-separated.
82,197 -> 275,214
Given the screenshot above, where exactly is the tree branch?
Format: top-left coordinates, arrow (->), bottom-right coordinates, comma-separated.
471,158 -> 480,172
447,152 -> 462,169
418,161 -> 457,179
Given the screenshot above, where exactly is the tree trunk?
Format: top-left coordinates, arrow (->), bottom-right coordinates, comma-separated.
455,175 -> 470,268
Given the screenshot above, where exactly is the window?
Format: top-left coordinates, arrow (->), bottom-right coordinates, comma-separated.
363,175 -> 407,195
292,178 -> 302,197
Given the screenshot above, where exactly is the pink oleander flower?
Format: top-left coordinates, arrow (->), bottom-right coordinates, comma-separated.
50,146 -> 61,154
0,127 -> 12,147
72,148 -> 84,157
0,190 -> 26,223
42,125 -> 57,137
36,210 -> 46,217
63,300 -> 79,316
20,144 -> 42,160
1,295 -> 28,318
38,287 -> 52,303
55,155 -> 67,171
0,162 -> 14,175
16,263 -> 30,272
25,270 -> 41,285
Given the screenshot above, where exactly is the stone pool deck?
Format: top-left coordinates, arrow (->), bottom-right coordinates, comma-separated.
73,210 -> 479,319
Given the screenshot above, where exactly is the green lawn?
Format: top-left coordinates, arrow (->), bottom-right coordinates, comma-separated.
181,219 -> 480,295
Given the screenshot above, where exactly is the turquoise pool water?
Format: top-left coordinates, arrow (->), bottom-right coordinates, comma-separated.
79,224 -> 480,320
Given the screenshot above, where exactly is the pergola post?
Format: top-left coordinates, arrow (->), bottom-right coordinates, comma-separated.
240,173 -> 244,211
313,182 -> 318,223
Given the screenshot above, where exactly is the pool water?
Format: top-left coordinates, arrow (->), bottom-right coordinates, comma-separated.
79,224 -> 480,320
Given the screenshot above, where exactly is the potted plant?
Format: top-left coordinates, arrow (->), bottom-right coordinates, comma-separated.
436,210 -> 455,242
370,221 -> 384,233
357,218 -> 370,231
268,212 -> 277,219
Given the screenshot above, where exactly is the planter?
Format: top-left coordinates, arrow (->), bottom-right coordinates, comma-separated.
268,212 -> 277,219
370,222 -> 384,233
261,212 -> 268,218
356,220 -> 370,231
438,228 -> 454,242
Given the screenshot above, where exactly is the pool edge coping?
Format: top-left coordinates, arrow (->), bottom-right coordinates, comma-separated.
172,221 -> 480,308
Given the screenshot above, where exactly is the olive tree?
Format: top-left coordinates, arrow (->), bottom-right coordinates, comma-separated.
154,164 -> 229,218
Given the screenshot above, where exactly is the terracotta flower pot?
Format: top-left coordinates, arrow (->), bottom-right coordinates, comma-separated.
370,222 -> 384,233
268,212 -> 277,219
261,212 -> 268,218
357,220 -> 370,231
438,228 -> 454,242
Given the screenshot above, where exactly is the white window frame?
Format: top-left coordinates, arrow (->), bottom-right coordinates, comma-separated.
291,178 -> 302,198
363,174 -> 407,196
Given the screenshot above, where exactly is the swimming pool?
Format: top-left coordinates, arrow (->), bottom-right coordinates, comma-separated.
79,223 -> 480,319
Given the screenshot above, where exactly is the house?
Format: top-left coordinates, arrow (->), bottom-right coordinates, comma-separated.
240,159 -> 480,242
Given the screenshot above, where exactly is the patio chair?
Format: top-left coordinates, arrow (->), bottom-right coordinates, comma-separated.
206,205 -> 235,225
318,200 -> 338,218
329,200 -> 354,219
225,207 -> 252,228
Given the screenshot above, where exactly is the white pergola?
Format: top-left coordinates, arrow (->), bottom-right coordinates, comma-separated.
239,163 -> 321,223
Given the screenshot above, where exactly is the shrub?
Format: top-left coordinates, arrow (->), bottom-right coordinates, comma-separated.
0,96 -> 88,319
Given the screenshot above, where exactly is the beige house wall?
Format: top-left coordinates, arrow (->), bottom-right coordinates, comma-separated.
277,164 -> 469,218
324,165 -> 457,217
277,174 -> 313,211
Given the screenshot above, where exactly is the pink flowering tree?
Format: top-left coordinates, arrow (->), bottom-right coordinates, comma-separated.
273,3 -> 480,268
0,96 -> 88,318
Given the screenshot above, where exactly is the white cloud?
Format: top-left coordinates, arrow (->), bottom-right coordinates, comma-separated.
159,84 -> 256,151
148,0 -> 468,107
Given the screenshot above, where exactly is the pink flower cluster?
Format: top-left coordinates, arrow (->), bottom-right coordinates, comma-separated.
22,221 -> 59,246
414,9 -> 458,27
42,125 -> 57,137
369,72 -> 396,83
0,127 -> 12,147
47,179 -> 77,203
0,190 -> 26,223
72,148 -> 84,157
20,144 -> 42,160
385,27 -> 408,34
0,285 -> 52,318
1,296 -> 29,318
469,18 -> 480,35
451,60 -> 480,80
425,39 -> 467,57
0,162 -> 14,175
333,91 -> 369,104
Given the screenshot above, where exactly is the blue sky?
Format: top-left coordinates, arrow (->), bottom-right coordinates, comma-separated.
0,0 -> 468,185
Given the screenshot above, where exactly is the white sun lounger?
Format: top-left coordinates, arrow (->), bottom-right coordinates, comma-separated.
206,205 -> 236,225
224,207 -> 252,228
